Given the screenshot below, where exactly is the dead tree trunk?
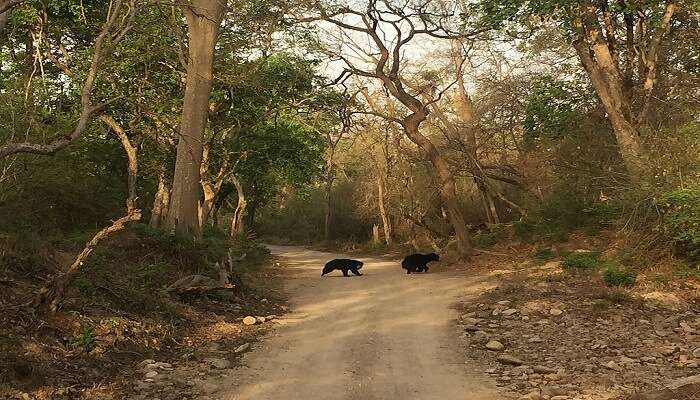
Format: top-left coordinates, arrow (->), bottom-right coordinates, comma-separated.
165,0 -> 224,237
33,115 -> 141,312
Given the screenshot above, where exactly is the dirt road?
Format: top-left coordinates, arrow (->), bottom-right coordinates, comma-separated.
220,246 -> 501,400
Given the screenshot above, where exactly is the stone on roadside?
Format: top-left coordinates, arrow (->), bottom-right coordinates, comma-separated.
503,308 -> 519,316
207,358 -> 231,369
497,355 -> 524,366
604,361 -> 622,372
486,340 -> 505,351
256,316 -> 266,324
549,308 -> 563,316
242,316 -> 257,325
533,365 -> 557,374
235,343 -> 251,353
145,371 -> 158,378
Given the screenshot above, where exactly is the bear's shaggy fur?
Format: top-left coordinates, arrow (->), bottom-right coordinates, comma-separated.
322,259 -> 364,277
401,253 -> 440,274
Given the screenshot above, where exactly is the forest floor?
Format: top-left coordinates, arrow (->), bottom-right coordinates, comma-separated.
0,229 -> 288,400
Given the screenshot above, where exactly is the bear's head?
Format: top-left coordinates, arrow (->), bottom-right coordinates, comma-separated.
426,253 -> 440,262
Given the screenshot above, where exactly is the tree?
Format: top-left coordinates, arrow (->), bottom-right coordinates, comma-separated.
307,0 -> 479,257
477,0 -> 683,180
164,0 -> 226,238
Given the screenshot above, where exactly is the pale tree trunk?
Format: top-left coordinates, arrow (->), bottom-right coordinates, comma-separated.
150,172 -> 170,228
404,116 -> 473,257
451,39 -> 501,224
165,0 -> 224,237
198,143 -> 230,227
376,175 -> 392,245
573,1 -> 675,180
323,150 -> 334,241
230,175 -> 247,235
573,36 -> 646,179
372,224 -> 380,245
362,88 -> 472,257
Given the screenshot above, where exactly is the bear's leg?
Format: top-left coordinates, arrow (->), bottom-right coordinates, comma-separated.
406,268 -> 412,274
351,268 -> 362,276
342,268 -> 350,277
423,265 -> 429,273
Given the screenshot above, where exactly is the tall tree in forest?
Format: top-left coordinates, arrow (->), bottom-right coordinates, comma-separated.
165,0 -> 226,237
308,0 -> 479,257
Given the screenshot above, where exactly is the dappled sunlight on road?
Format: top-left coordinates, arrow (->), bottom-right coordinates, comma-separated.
220,246 -> 499,400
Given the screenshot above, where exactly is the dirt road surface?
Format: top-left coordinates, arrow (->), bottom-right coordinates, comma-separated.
220,246 -> 501,400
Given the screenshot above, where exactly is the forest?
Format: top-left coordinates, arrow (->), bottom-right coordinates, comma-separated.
0,0 -> 699,399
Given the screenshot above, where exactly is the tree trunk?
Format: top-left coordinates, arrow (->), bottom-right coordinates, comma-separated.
150,172 -> 171,228
451,39 -> 502,224
376,175 -> 392,245
574,3 -> 649,180
324,177 -> 332,241
165,0 -> 224,238
372,224 -> 380,245
230,175 -> 247,235
323,150 -> 335,241
403,116 -> 473,257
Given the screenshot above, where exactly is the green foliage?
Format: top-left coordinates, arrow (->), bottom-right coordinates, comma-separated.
473,225 -> 509,248
514,191 -> 619,243
72,327 -> 96,352
677,262 -> 700,280
524,76 -> 589,143
602,264 -> 637,287
657,188 -> 700,260
561,251 -> 599,270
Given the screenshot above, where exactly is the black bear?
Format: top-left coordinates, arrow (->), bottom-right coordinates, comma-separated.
401,253 -> 440,274
322,259 -> 364,277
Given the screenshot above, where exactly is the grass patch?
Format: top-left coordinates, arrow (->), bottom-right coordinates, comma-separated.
561,251 -> 599,270
530,247 -> 555,263
602,263 -> 637,287
677,262 -> 700,280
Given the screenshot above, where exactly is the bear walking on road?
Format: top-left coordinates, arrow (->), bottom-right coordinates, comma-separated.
402,253 -> 440,274
322,259 -> 364,277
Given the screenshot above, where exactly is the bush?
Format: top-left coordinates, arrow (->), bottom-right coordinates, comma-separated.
561,251 -> 599,270
530,247 -> 555,263
603,264 -> 637,287
657,188 -> 700,260
473,224 -> 509,247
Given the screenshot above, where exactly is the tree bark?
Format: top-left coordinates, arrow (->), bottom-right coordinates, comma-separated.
230,174 -> 247,235
165,0 -> 224,237
572,1 -> 678,180
573,32 -> 646,179
323,147 -> 335,241
150,171 -> 170,228
376,175 -> 392,245
404,116 -> 473,257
